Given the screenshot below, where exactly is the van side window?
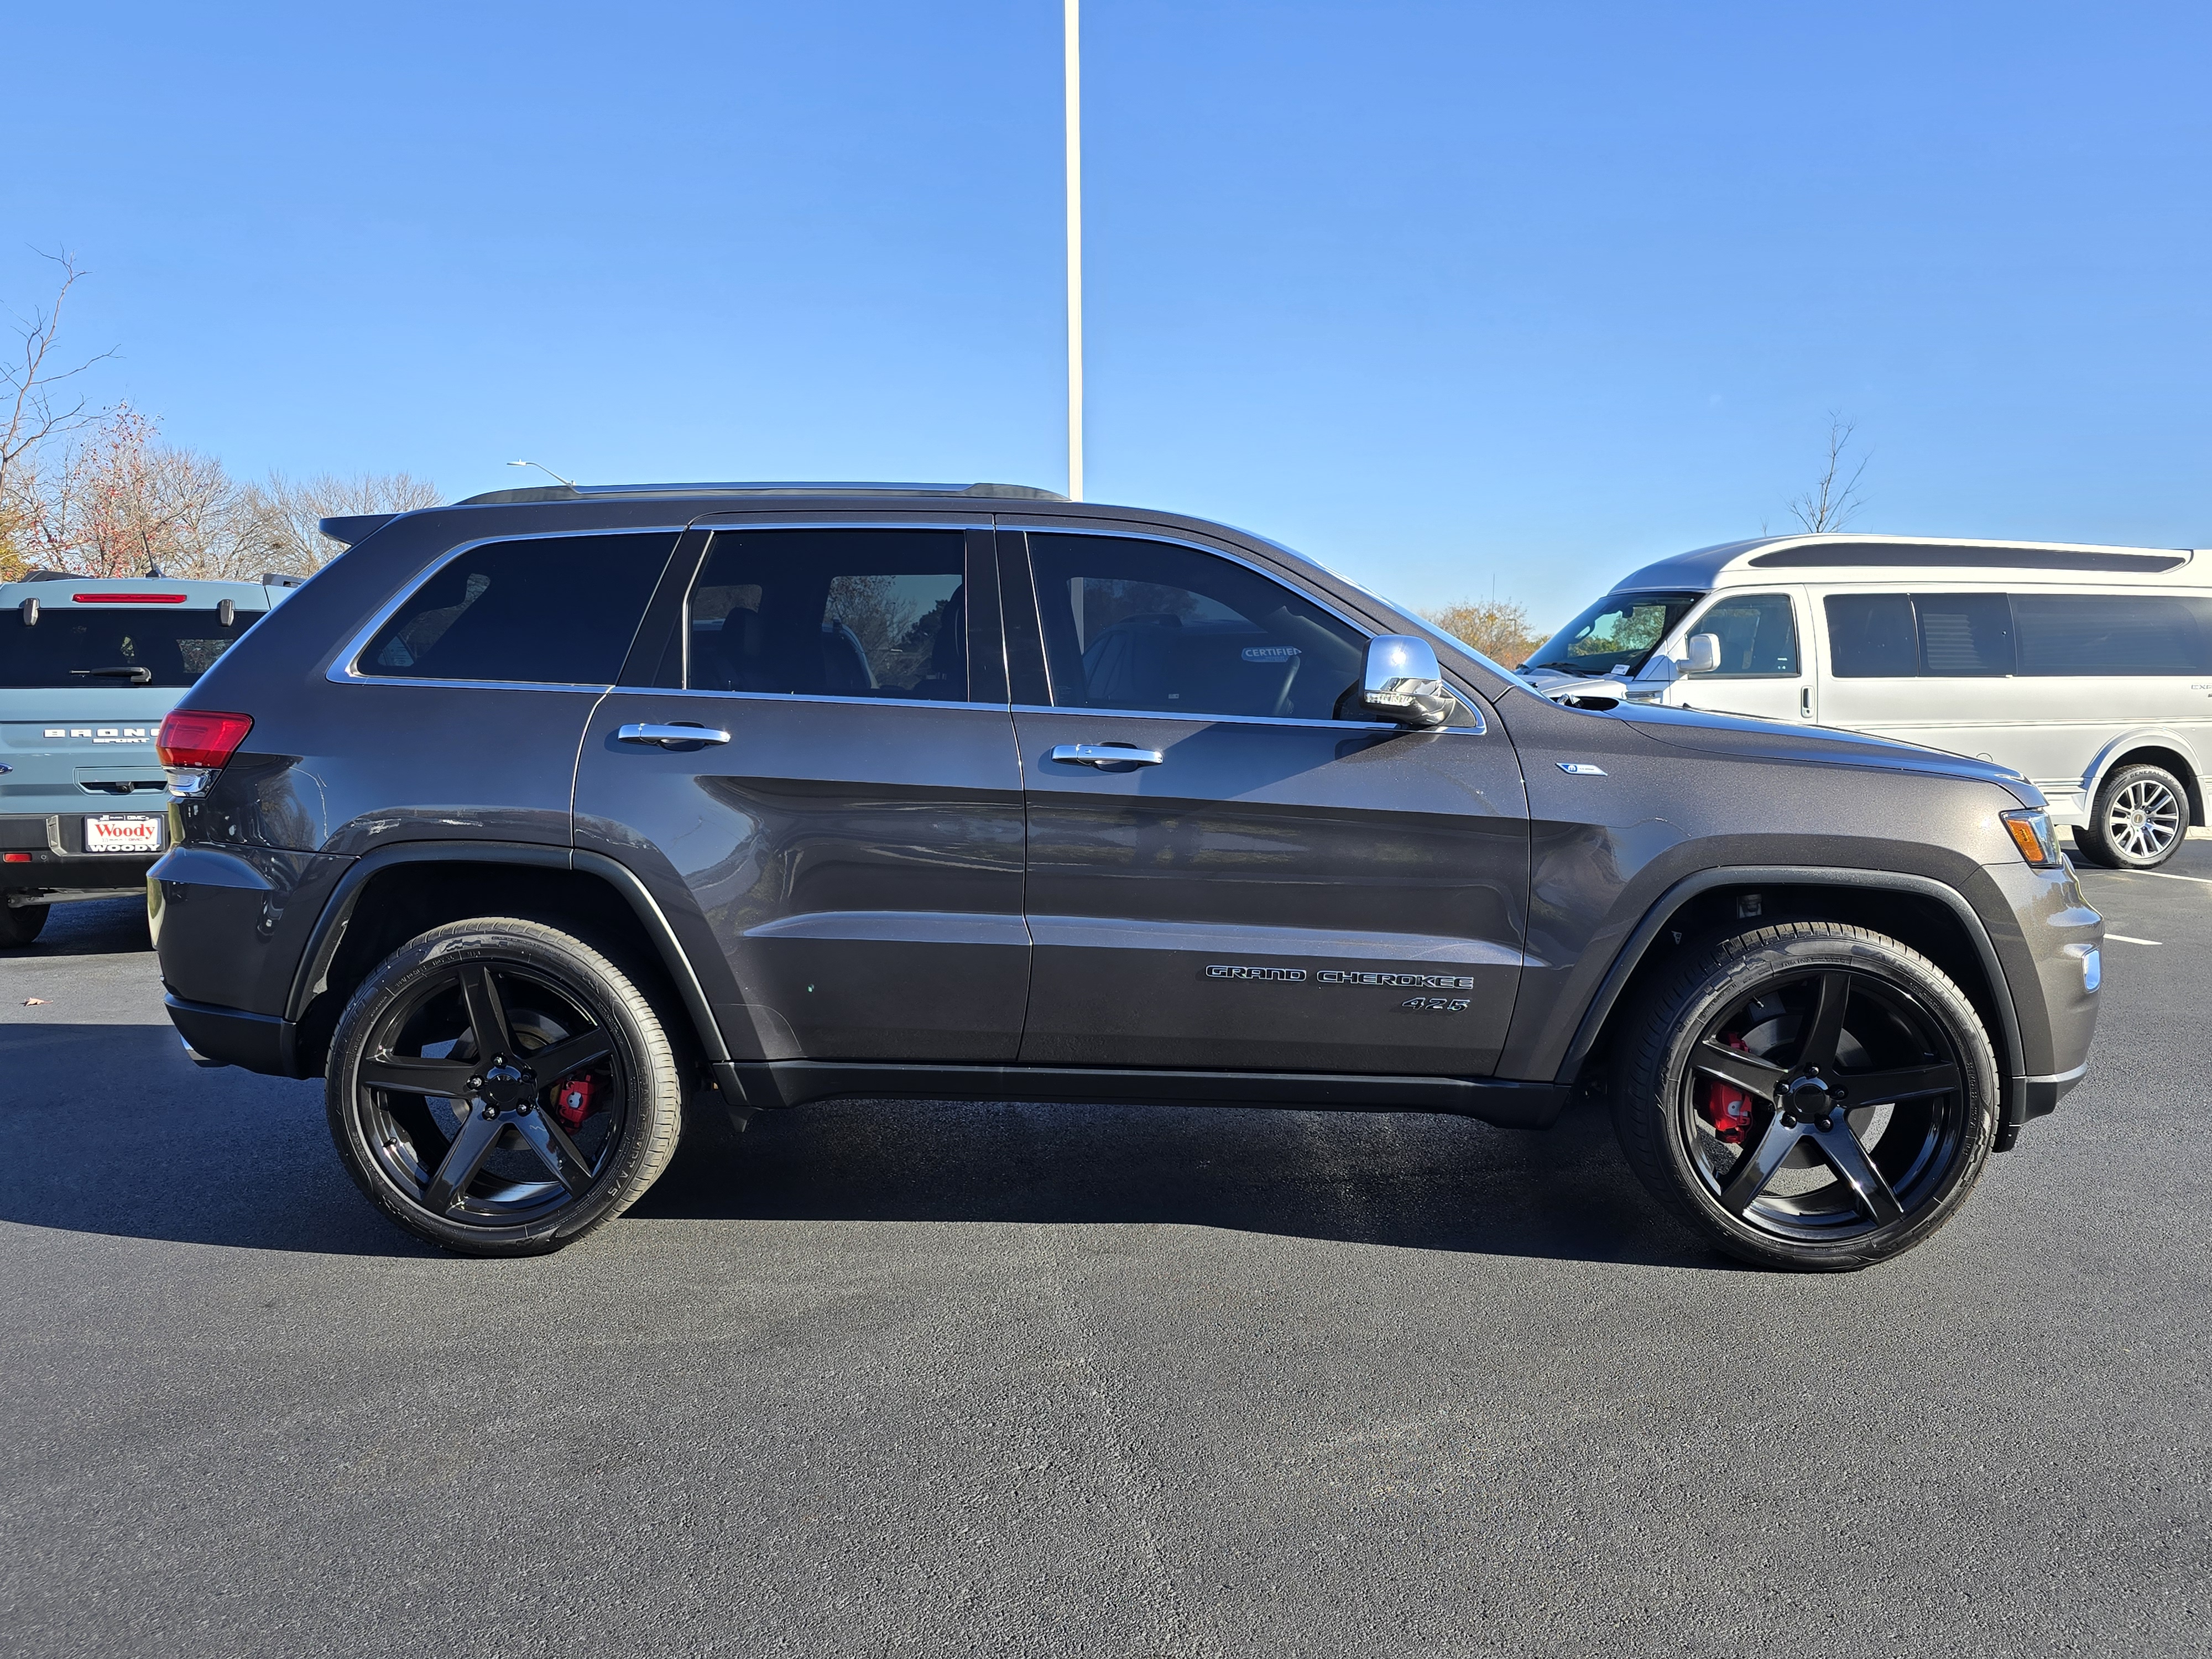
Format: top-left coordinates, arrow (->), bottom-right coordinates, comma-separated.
2012,593 -> 2212,676
1692,593 -> 1798,676
1824,594 -> 1916,677
1914,593 -> 2014,676
1825,594 -> 2017,679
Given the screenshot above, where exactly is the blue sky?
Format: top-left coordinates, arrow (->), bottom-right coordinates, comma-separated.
6,1 -> 2206,629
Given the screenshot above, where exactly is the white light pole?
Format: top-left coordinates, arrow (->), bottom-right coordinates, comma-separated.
1064,0 -> 1083,502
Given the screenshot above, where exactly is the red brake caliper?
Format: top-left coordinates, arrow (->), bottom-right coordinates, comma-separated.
553,1073 -> 596,1130
1698,1030 -> 1755,1145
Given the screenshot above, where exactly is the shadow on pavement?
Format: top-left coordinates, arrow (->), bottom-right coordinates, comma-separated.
0,1019 -> 1716,1268
637,1089 -> 1721,1269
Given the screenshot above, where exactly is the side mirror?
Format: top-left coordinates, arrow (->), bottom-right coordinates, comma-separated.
1360,635 -> 1453,728
18,599 -> 37,627
1685,633 -> 1721,675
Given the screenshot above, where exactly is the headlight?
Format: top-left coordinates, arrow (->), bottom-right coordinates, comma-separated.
2001,807 -> 2063,869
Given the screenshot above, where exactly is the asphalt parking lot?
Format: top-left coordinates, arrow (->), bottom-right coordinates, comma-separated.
3,854 -> 2208,1658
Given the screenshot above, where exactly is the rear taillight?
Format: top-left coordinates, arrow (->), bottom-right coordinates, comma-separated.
157,710 -> 254,769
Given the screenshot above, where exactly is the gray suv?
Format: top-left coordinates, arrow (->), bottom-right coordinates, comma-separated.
148,483 -> 2103,1269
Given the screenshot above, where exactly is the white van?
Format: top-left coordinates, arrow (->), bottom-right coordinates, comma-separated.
1521,534 -> 2212,869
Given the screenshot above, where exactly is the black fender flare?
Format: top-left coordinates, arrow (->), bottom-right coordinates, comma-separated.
284,839 -> 734,1072
1554,864 -> 2027,1121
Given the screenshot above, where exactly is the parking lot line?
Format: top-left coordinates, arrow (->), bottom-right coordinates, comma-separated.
2105,934 -> 2162,946
2109,868 -> 2212,885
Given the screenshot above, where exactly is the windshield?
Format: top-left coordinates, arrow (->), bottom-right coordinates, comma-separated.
1526,589 -> 1705,678
0,609 -> 256,688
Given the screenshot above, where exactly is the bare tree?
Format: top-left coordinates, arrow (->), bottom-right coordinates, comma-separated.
2,251 -> 116,576
1786,413 -> 1871,534
1421,596 -> 1550,667
229,470 -> 443,576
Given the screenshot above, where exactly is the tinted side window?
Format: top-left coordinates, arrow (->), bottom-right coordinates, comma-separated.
1694,592 -> 1798,676
2013,593 -> 2212,675
1825,594 -> 1916,678
1027,534 -> 1368,721
1915,593 -> 2014,676
687,528 -> 968,701
361,534 -> 672,685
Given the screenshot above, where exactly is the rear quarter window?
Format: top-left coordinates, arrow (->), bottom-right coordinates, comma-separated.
358,533 -> 675,685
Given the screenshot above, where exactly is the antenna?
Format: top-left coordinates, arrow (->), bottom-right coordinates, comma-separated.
508,460 -> 577,488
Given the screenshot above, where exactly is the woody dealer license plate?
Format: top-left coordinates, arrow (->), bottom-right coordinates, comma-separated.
84,815 -> 162,853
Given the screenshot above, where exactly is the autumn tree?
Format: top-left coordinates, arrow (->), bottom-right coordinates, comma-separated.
30,406 -> 235,577
1421,596 -> 1549,668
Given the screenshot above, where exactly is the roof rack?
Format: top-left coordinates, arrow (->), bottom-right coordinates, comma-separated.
453,481 -> 1070,507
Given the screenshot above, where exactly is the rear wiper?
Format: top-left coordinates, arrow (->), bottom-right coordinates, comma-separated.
71,666 -> 154,684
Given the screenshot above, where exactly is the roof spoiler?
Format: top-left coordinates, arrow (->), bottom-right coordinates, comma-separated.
319,513 -> 399,548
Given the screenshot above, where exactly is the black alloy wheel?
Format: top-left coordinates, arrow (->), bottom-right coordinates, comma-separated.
1614,922 -> 1998,1270
2074,763 -> 2188,870
327,918 -> 684,1255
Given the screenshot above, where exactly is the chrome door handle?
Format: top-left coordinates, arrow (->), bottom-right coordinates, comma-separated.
618,722 -> 731,747
1048,743 -> 1165,768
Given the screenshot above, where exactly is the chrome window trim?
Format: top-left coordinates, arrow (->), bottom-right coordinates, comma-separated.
327,675 -> 618,695
1009,703 -> 1485,736
1008,526 -> 1489,734
326,524 -> 691,687
651,688 -> 1008,714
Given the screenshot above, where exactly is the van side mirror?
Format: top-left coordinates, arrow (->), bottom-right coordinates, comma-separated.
1686,633 -> 1722,675
18,599 -> 37,627
1360,635 -> 1453,728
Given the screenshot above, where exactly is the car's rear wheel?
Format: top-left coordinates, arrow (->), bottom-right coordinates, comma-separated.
0,903 -> 49,948
2073,763 -> 2188,869
1613,921 -> 1999,1271
326,917 -> 684,1256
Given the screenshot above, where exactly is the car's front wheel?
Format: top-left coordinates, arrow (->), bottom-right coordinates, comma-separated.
326,917 -> 685,1256
1613,921 -> 1999,1271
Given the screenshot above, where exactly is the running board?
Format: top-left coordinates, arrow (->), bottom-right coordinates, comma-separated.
718,1061 -> 1569,1130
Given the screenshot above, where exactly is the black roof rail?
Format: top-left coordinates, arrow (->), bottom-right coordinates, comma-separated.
453,481 -> 1069,507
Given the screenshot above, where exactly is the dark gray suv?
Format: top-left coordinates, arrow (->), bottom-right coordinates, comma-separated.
148,483 -> 2103,1269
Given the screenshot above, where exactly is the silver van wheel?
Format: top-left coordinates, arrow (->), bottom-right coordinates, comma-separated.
2077,764 -> 2188,870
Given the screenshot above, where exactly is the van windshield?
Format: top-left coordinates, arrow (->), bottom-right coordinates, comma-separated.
1527,589 -> 1705,677
0,609 -> 257,688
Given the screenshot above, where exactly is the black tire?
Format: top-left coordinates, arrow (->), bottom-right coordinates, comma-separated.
1612,921 -> 1999,1271
2073,763 -> 2189,869
0,904 -> 49,948
325,917 -> 684,1256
